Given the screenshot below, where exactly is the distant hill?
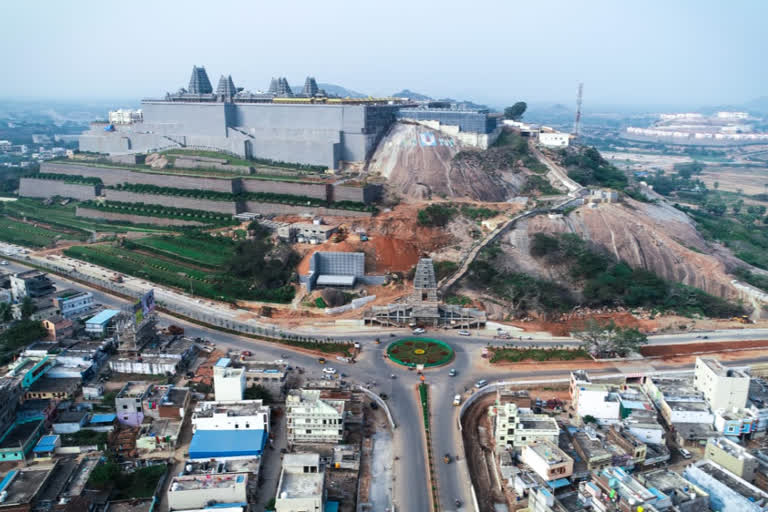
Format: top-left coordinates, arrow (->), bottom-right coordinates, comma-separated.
291,83 -> 368,98
744,96 -> 768,114
392,89 -> 432,101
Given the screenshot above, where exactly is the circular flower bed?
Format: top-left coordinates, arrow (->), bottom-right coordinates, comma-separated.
387,338 -> 454,367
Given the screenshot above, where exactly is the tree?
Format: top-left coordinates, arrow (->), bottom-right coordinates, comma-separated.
87,461 -> 120,488
612,327 -> 648,357
574,319 -> 647,358
0,302 -> 11,323
20,296 -> 36,320
244,384 -> 274,404
504,102 -> 527,121
713,181 -> 719,190
582,415 -> 597,424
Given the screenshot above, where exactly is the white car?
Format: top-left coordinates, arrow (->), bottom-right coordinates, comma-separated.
412,328 -> 425,335
457,330 -> 471,336
0,261 -> 7,266
322,367 -> 337,375
453,394 -> 461,406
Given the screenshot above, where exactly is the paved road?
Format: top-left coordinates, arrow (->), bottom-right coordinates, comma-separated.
7,259 -> 768,511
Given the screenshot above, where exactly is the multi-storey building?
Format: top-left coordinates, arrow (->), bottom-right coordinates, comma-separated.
286,389 -> 345,445
520,440 -> 574,482
694,357 -> 750,411
115,381 -> 153,427
704,437 -> 759,482
53,289 -> 94,319
275,453 -> 326,512
10,270 -> 55,302
213,358 -> 246,402
489,396 -> 560,453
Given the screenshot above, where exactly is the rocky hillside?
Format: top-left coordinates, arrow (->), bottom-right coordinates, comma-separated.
367,122 -> 530,201
496,197 -> 745,301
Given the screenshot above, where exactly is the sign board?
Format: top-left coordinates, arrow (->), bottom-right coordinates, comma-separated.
132,289 -> 156,325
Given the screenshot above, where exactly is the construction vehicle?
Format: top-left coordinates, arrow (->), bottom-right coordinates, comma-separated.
733,315 -> 753,324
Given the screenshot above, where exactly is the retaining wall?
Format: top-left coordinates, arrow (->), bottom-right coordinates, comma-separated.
242,201 -> 372,218
41,162 -> 381,204
103,189 -> 238,214
19,178 -> 100,200
332,184 -> 382,203
240,178 -> 329,199
41,162 -> 236,192
75,207 -> 206,227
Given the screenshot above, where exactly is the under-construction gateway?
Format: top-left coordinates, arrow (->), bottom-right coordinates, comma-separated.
364,258 -> 486,328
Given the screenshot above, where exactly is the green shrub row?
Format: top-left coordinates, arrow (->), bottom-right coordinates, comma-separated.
31,172 -> 103,186
110,183 -> 373,212
80,200 -> 237,226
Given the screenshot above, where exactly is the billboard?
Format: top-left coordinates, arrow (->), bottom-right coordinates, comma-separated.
133,289 -> 156,324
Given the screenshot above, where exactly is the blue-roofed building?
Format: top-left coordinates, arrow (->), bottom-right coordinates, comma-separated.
188,429 -> 267,460
85,309 -> 120,336
0,418 -> 45,461
324,501 -> 340,512
33,435 -> 60,458
88,413 -> 117,432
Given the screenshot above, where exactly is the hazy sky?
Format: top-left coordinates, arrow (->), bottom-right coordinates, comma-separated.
2,0 -> 765,109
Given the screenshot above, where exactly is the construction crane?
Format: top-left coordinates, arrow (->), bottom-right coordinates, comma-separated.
573,82 -> 584,138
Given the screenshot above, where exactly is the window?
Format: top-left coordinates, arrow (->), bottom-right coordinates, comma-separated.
306,429 -> 312,434
235,424 -> 239,429
122,405 -> 128,410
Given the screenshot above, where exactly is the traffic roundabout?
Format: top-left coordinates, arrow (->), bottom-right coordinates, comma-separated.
386,337 -> 454,367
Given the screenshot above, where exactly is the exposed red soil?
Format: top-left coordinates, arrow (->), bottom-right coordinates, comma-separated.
507,312 -> 655,337
296,235 -> 421,275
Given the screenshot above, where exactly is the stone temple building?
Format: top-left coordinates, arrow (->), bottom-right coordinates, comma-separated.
79,66 -> 403,169
364,258 -> 486,328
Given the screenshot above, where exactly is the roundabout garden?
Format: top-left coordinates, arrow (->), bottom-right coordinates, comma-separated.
387,338 -> 454,367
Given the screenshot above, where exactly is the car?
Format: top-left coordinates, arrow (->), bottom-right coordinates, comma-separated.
370,401 -> 379,410
0,261 -> 8,266
412,328 -> 425,335
679,448 -> 692,459
457,330 -> 471,336
322,367 -> 337,375
453,394 -> 461,406
449,368 -> 457,377
379,393 -> 389,400
475,379 -> 488,389
318,357 -> 326,364
390,374 -> 396,379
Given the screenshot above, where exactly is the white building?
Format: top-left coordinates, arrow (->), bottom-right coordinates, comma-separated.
108,109 -> 143,125
167,473 -> 247,511
520,440 -> 574,482
570,371 -> 621,425
538,131 -> 570,148
694,357 -> 750,411
54,290 -> 94,319
213,358 -> 246,402
275,453 -> 325,512
684,459 -> 768,512
286,389 -> 345,444
489,399 -> 560,453
192,400 -> 270,433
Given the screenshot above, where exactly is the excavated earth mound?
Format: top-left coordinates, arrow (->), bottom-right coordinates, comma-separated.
368,122 -> 523,201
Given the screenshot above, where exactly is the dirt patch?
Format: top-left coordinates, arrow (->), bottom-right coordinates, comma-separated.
641,339 -> 768,357
462,393 -> 508,512
296,236 -> 421,274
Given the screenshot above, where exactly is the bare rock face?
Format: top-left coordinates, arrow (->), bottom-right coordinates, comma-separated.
518,198 -> 741,300
149,156 -> 169,169
369,122 -> 518,201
